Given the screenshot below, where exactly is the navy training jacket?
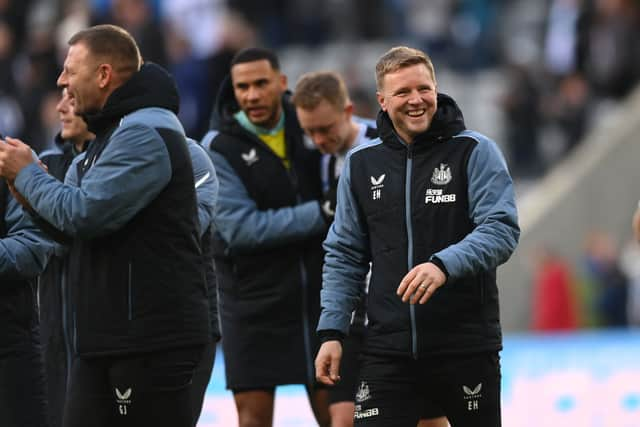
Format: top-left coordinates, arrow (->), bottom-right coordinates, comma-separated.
318,93 -> 520,358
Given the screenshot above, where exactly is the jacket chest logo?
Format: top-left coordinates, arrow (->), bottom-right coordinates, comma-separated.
370,174 -> 385,200
425,188 -> 456,204
431,163 -> 452,185
241,148 -> 259,166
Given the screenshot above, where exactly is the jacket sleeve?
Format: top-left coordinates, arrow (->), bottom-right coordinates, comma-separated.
13,124 -> 172,239
24,151 -> 82,247
433,131 -> 520,278
187,139 -> 218,238
208,149 -> 326,253
200,130 -> 219,151
0,191 -> 52,278
317,154 -> 370,335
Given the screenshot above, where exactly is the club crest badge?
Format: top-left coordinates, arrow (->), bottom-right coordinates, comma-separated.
431,163 -> 452,185
355,381 -> 371,403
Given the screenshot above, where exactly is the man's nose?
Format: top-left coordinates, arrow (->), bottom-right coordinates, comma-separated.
246,86 -> 260,101
57,72 -> 67,88
407,90 -> 422,103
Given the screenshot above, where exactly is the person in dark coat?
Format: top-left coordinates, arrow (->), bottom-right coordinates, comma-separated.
206,47 -> 330,427
0,25 -> 209,427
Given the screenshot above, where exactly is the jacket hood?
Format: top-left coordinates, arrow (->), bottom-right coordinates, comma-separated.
376,92 -> 466,147
209,74 -> 235,131
84,62 -> 180,133
54,132 -> 72,153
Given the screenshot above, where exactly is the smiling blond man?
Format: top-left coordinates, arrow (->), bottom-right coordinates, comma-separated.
315,46 -> 519,427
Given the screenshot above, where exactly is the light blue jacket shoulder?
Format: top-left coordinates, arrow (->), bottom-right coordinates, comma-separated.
122,107 -> 185,133
432,129 -> 519,278
200,129 -> 219,151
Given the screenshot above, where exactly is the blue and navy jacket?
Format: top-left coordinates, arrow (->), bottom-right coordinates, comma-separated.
207,82 -> 326,297
38,136 -> 90,318
321,120 -> 377,335
14,63 -> 209,357
1,180 -> 52,356
318,93 -> 519,358
206,78 -> 326,384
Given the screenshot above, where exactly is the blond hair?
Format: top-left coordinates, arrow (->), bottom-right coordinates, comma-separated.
375,46 -> 436,90
292,71 -> 350,111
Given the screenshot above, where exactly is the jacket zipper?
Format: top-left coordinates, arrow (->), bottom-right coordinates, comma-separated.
405,144 -> 418,359
299,256 -> 314,386
293,160 -> 314,386
61,261 -> 74,389
73,310 -> 78,356
286,133 -> 311,384
128,262 -> 133,321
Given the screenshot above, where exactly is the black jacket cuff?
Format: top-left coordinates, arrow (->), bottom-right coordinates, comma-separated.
430,256 -> 450,279
318,329 -> 345,344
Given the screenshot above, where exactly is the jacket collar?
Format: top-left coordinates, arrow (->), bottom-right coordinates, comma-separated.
84,62 -> 180,133
376,93 -> 466,150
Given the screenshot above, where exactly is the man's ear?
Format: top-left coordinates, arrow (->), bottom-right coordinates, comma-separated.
97,63 -> 113,89
344,103 -> 354,119
280,73 -> 287,91
376,92 -> 386,111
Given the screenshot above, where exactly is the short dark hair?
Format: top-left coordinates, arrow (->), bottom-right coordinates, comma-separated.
231,47 -> 280,71
68,24 -> 142,76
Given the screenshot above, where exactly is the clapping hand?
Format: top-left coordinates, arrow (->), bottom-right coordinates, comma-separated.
0,137 -> 37,181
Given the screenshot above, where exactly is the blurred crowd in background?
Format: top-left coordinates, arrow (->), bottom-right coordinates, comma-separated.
531,231 -> 640,332
1,0 -> 639,330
